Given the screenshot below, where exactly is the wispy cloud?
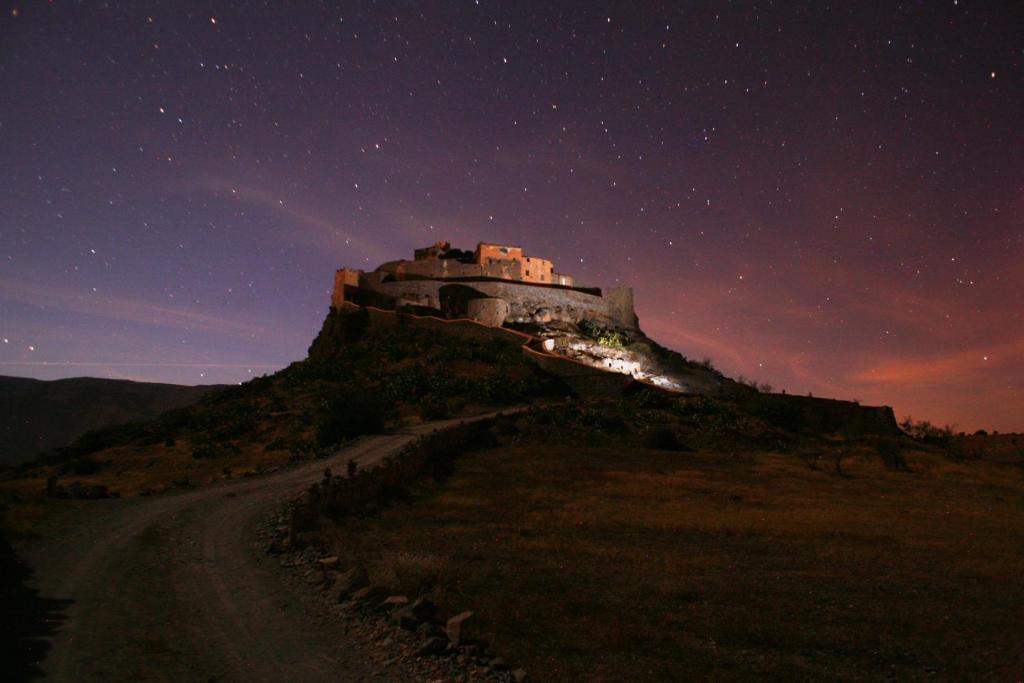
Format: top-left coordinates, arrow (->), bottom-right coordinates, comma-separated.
848,337 -> 1024,387
190,176 -> 393,262
0,361 -> 280,368
0,275 -> 278,340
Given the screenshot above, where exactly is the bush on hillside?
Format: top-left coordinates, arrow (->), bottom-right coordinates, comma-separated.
418,395 -> 451,420
899,417 -> 955,444
579,319 -> 632,349
642,426 -> 688,451
875,437 -> 909,470
316,389 -> 386,447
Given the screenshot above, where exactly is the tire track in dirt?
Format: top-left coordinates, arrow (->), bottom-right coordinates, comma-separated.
20,418 -> 495,681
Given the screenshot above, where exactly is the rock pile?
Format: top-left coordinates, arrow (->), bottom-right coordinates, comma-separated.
259,512 -> 529,682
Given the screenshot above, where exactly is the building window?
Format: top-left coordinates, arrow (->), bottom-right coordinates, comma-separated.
526,270 -> 530,277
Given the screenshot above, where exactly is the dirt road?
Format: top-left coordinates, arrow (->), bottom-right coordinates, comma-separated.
19,417 -> 486,681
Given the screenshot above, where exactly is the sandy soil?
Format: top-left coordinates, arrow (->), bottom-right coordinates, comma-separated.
17,417 -> 485,682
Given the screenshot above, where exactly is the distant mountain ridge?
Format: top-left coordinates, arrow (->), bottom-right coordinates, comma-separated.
0,376 -> 220,466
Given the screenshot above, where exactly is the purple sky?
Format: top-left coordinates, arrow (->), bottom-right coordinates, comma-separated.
1,2 -> 1021,431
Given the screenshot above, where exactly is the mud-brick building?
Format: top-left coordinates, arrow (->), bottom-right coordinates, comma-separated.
473,243 -> 562,285
393,240 -> 574,287
331,240 -> 636,330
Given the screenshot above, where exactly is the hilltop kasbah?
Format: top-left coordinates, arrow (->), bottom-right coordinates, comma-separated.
332,240 -> 636,330
319,240 -> 902,436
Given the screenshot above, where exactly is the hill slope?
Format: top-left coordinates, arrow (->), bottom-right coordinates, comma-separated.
0,376 -> 218,466
298,402 -> 1024,680
1,310 -> 567,497
2,306 -> 901,498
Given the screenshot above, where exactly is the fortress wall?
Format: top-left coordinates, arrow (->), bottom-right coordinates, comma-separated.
468,281 -> 622,326
749,393 -> 903,437
362,279 -> 635,329
605,287 -> 638,329
377,259 -> 486,280
376,258 -> 528,282
331,268 -> 361,308
364,278 -> 626,329
368,279 -> 445,309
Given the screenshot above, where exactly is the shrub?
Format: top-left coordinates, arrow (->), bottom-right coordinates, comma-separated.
625,387 -> 673,411
642,426 -> 688,451
738,376 -> 773,393
579,319 -> 631,349
374,551 -> 450,595
316,390 -> 386,447
60,456 -> 104,475
747,395 -> 806,433
288,440 -> 317,459
191,441 -> 240,460
62,426 -> 125,457
876,437 -> 909,470
300,420 -> 498,521
418,395 -> 450,420
899,416 -> 955,444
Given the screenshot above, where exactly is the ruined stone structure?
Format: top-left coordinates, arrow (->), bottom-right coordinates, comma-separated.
332,241 -> 636,330
371,240 -> 574,287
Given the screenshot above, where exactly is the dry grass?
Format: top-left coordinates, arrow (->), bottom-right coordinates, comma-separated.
323,442 -> 1024,681
372,551 -> 451,597
0,439 -> 295,500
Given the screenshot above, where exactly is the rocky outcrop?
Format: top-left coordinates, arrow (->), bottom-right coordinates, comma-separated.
467,298 -> 510,327
310,293 -> 901,435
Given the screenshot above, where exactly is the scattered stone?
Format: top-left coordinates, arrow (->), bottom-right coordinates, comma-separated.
304,569 -> 327,586
381,595 -> 410,610
293,531 -> 318,548
409,596 -> 438,621
265,537 -> 289,555
258,504 -> 518,682
416,636 -> 448,657
417,621 -> 445,639
328,566 -> 369,602
351,584 -> 388,603
446,611 -> 474,646
391,606 -> 420,630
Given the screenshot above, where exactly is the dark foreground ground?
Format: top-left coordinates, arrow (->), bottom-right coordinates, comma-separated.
317,413 -> 1024,681
6,398 -> 1023,681
4,420 -> 488,682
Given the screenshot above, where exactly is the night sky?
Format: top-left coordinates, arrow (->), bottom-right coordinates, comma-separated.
1,2 -> 1021,431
